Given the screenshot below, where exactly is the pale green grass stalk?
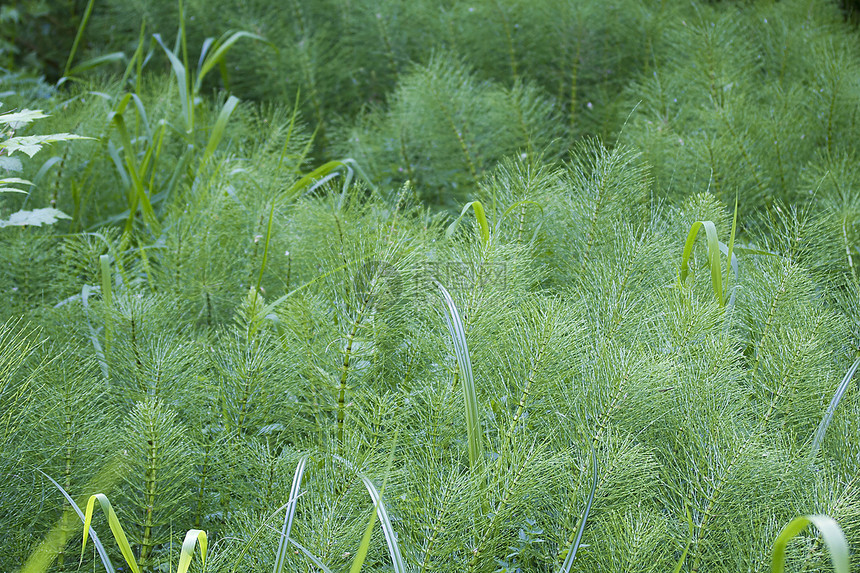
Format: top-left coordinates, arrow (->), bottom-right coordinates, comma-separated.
810,355 -> 860,459
100,254 -> 112,356
334,453 -> 406,573
436,281 -> 484,472
771,515 -> 848,573
558,445 -> 597,572
273,455 -> 307,573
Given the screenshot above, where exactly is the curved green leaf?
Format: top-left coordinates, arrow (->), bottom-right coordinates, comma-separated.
81,494 -> 140,573
176,529 -> 207,573
680,220 -> 723,306
771,514 -> 848,573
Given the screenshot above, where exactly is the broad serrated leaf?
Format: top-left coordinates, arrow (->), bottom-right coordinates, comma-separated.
1,134 -> 92,157
0,208 -> 71,227
0,109 -> 47,129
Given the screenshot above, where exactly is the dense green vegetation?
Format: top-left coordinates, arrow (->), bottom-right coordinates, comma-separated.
3,0 -> 860,571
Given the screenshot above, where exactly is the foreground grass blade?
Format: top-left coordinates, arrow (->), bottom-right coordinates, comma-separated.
273,455 -> 308,573
176,529 -> 207,573
436,281 -> 484,472
771,515 -> 848,573
680,220 -> 724,306
334,454 -> 406,573
349,503 -> 380,573
558,445 -> 598,572
810,356 -> 860,459
446,200 -> 490,246
24,472 -> 115,573
81,494 -> 140,573
287,538 -> 334,573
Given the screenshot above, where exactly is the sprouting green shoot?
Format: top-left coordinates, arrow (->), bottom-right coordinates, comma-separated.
80,493 -> 206,573
680,220 -> 725,306
771,514 -> 848,573
446,200 -> 490,246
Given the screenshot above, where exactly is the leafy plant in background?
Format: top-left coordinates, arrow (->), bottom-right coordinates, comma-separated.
0,106 -> 89,227
3,0 -> 860,571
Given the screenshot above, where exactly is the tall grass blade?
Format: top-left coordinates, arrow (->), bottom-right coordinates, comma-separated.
229,502 -> 292,573
121,21 -> 147,88
108,94 -> 159,234
62,0 -> 96,78
771,515 -> 848,573
349,504 -> 380,573
176,529 -> 207,573
197,94 -> 239,176
81,494 -> 141,573
273,455 -> 308,573
436,281 -> 484,472
680,220 -> 724,306
334,454 -> 406,573
810,356 -> 860,459
153,34 -> 192,133
558,445 -> 597,573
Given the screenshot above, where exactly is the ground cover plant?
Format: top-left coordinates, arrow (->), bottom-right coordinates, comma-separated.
4,0 -> 860,571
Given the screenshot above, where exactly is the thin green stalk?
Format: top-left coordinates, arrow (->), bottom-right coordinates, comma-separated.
63,0 -> 97,78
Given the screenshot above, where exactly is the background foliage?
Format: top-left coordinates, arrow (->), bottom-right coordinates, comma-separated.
3,0 -> 860,571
